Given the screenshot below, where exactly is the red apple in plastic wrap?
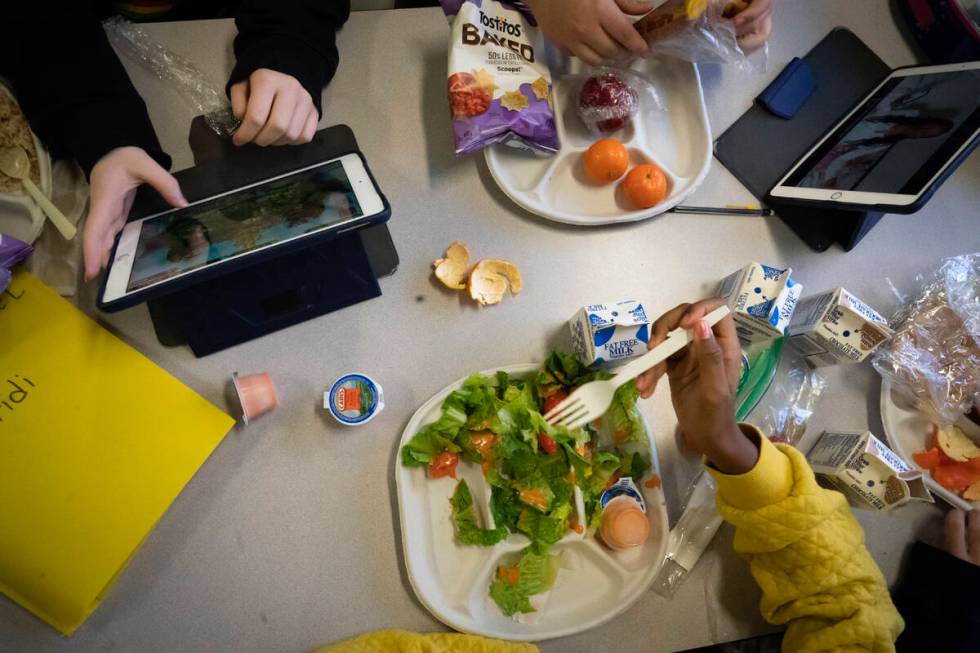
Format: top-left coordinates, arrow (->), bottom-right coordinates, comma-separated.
577,73 -> 640,134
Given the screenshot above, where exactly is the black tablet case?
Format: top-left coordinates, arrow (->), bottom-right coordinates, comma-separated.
140,122 -> 398,355
714,28 -> 893,251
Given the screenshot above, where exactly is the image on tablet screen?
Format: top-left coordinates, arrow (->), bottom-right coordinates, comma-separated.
791,70 -> 980,193
127,161 -> 362,291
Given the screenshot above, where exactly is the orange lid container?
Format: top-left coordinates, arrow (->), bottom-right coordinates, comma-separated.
599,495 -> 650,550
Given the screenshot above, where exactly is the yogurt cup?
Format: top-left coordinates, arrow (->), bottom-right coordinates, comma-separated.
325,373 -> 384,426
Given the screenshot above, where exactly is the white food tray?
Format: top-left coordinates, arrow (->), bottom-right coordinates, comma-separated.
396,364 -> 669,641
485,57 -> 710,226
880,380 -> 976,511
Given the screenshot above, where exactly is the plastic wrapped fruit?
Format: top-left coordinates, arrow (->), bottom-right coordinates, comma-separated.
578,72 -> 640,134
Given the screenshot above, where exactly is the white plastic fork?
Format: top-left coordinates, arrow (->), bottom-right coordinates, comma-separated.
545,305 -> 731,431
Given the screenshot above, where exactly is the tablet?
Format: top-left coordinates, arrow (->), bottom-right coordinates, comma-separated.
769,61 -> 980,213
99,153 -> 386,308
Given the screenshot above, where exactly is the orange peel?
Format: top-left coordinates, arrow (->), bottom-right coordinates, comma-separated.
468,258 -> 523,306
432,241 -> 471,290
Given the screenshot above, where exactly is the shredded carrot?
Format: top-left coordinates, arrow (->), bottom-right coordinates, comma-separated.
496,564 -> 520,585
644,474 -> 662,489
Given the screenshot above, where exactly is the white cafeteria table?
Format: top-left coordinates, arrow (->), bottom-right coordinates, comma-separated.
2,2 -> 979,651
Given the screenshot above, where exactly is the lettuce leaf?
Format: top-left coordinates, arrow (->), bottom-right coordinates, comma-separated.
606,380 -> 647,445
488,546 -> 559,616
517,502 -> 572,547
450,480 -> 507,547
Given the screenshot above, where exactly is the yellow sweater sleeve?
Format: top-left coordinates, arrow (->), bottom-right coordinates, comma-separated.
706,425 -> 904,653
314,629 -> 538,653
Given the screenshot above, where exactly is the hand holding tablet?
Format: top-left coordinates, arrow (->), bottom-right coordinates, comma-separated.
98,153 -> 387,310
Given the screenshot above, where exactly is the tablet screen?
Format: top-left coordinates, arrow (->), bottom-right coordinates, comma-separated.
127,160 -> 362,291
784,69 -> 980,193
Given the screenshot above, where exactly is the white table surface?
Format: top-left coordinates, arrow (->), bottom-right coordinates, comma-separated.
3,2 -> 979,651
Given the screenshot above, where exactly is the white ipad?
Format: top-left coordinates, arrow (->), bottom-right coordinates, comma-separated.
100,153 -> 385,307
769,61 -> 980,212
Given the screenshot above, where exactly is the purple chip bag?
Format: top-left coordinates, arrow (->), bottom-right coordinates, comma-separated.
440,0 -> 560,156
0,234 -> 32,293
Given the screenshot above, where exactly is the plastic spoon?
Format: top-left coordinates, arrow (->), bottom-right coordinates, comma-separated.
0,146 -> 76,240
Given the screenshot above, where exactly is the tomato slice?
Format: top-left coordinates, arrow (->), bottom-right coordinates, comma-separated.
913,448 -> 942,470
538,433 -> 557,455
542,389 -> 569,415
932,463 -> 980,493
964,456 -> 980,473
428,451 -> 459,479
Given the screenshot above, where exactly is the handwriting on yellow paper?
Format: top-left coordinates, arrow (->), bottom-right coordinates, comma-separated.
0,374 -> 36,423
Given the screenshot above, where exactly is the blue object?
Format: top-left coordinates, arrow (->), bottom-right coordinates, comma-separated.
756,57 -> 817,119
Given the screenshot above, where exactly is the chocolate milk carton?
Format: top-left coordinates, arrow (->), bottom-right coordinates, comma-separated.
788,288 -> 893,367
569,301 -> 651,366
718,263 -> 802,345
807,430 -> 933,511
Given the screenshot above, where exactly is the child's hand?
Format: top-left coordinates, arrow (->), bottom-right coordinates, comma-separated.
230,68 -> 319,147
945,509 -> 980,566
524,0 -> 650,66
635,298 -> 758,474
728,0 -> 773,52
83,147 -> 188,281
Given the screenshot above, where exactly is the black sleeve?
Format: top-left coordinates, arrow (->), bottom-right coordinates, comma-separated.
227,0 -> 351,116
0,5 -> 170,177
893,541 -> 980,653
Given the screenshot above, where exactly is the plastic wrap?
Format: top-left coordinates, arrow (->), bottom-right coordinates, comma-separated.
652,470 -> 721,598
103,17 -> 239,138
576,67 -> 663,135
756,346 -> 828,447
0,233 -> 33,293
636,0 -> 768,71
874,253 -> 980,426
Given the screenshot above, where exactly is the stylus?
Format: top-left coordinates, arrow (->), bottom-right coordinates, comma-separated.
669,205 -> 774,217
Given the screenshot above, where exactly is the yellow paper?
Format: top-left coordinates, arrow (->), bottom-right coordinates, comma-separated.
0,271 -> 234,635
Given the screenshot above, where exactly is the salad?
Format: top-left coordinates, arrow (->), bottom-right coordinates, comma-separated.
401,351 -> 652,617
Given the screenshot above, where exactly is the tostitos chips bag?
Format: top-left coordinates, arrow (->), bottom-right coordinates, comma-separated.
440,0 -> 560,156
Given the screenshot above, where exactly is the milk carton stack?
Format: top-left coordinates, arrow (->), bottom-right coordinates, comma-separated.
807,429 -> 933,511
717,263 -> 803,345
787,288 -> 893,367
569,300 -> 651,366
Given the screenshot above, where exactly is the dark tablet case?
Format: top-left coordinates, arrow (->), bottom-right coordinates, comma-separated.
714,28 -> 891,202
137,121 -> 399,354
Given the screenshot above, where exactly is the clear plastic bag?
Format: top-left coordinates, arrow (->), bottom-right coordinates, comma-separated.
756,346 -> 828,447
873,253 -> 980,426
636,0 -> 768,72
652,469 -> 722,598
103,17 -> 239,138
576,66 -> 664,135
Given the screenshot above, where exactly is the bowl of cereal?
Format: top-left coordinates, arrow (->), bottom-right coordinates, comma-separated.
0,81 -> 52,244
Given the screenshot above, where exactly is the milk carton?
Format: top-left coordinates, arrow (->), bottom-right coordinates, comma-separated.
807,430 -> 933,511
717,263 -> 803,345
788,288 -> 893,367
569,301 -> 651,366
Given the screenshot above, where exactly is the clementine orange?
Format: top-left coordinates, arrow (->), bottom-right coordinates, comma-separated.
622,163 -> 667,209
582,138 -> 629,184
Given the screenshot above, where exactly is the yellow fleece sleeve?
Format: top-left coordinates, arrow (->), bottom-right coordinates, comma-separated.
314,629 -> 538,653
707,425 -> 904,653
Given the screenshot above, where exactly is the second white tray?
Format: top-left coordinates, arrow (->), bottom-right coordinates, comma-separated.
485,57 -> 711,226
